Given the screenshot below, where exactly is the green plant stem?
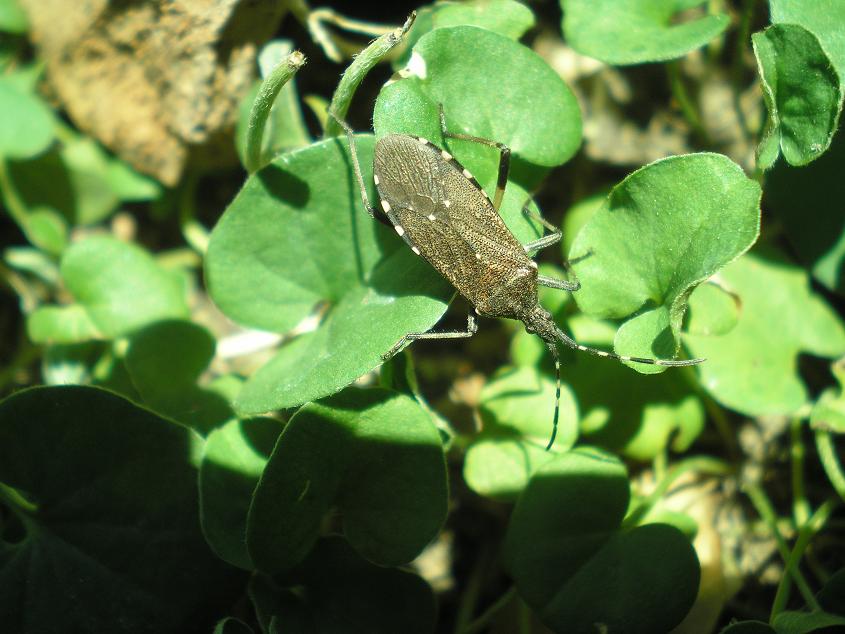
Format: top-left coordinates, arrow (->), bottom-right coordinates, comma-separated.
667,61 -> 711,146
177,171 -> 209,254
625,455 -> 731,527
731,0 -> 757,139
324,12 -> 416,138
460,586 -> 518,634
0,482 -> 37,514
245,49 -> 307,174
453,541 -> 492,634
790,417 -> 811,526
744,483 -> 818,608
770,498 -> 837,621
0,156 -> 31,230
815,429 -> 845,501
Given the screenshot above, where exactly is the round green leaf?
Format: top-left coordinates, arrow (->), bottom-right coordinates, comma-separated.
719,622 -> 775,634
125,320 -> 232,433
569,153 -> 761,372
200,417 -> 281,570
770,0 -> 845,83
0,77 -> 53,159
753,24 -> 842,168
206,135 -> 453,415
685,282 -> 740,336
250,537 -> 436,634
22,206 -> 68,255
0,0 -> 27,33
563,314 -> 705,460
561,0 -> 730,65
246,388 -> 447,573
464,365 -> 579,500
684,250 -> 845,416
31,236 -> 189,342
394,0 -> 535,69
374,25 -> 582,187
0,386 -> 239,633
27,304 -> 101,344
503,449 -> 700,633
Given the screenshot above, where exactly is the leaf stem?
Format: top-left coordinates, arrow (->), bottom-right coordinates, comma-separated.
0,157 -> 31,231
460,586 -> 519,634
770,498 -> 837,620
245,50 -> 307,174
815,429 -> 845,501
667,61 -> 711,146
731,0 -> 757,140
744,483 -> 818,608
324,12 -> 416,138
790,417 -> 810,526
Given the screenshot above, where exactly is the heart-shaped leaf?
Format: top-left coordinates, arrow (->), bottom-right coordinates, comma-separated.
753,24 -> 842,168
684,250 -> 845,416
503,449 -> 700,633
569,153 -> 761,372
249,537 -> 436,634
205,136 -> 453,415
0,77 -> 54,159
246,388 -> 447,573
561,0 -> 729,65
27,236 -> 189,343
0,386 -> 239,633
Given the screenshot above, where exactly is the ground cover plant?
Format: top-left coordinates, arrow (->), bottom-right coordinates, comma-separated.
1,0 -> 845,632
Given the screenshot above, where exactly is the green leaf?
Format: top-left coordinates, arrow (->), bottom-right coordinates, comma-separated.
0,386 -> 239,633
684,281 -> 740,336
214,618 -> 255,634
503,449 -> 700,633
200,417 -> 281,570
8,135 -> 160,226
0,0 -> 27,33
0,77 -> 54,159
753,24 -> 842,168
124,320 -> 233,433
464,366 -> 579,500
564,314 -> 705,460
770,0 -> 845,83
21,206 -> 68,255
561,0 -> 730,65
206,135 -> 452,415
810,360 -> 845,434
250,537 -> 436,634
684,250 -> 845,416
569,153 -> 761,372
28,236 -> 189,343
719,623 -> 775,634
773,610 -> 845,633
374,25 -> 582,190
394,0 -> 536,69
246,388 -> 447,573
766,127 -> 845,294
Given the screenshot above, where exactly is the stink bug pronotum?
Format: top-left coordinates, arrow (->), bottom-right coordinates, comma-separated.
331,106 -> 703,449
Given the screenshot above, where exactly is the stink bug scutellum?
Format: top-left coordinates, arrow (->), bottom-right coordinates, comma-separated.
332,106 -> 703,449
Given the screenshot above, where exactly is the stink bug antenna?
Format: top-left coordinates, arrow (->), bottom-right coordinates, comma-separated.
545,342 -> 561,451
553,325 -> 704,367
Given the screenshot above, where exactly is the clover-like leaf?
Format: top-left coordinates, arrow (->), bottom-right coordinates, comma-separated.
374,25 -> 581,192
503,449 -> 700,633
206,135 -> 454,415
200,417 -> 281,570
561,0 -> 729,65
0,0 -> 27,34
767,127 -> 845,295
684,250 -> 845,416
394,0 -> 535,69
569,153 -> 761,373
27,236 -> 189,343
463,366 -> 579,500
0,77 -> 53,159
246,388 -> 447,573
124,320 -> 233,433
770,0 -> 845,82
754,24 -> 842,169
250,537 -> 436,634
0,386 -> 239,633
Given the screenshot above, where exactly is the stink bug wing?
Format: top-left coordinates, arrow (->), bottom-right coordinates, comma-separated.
373,134 -> 532,305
